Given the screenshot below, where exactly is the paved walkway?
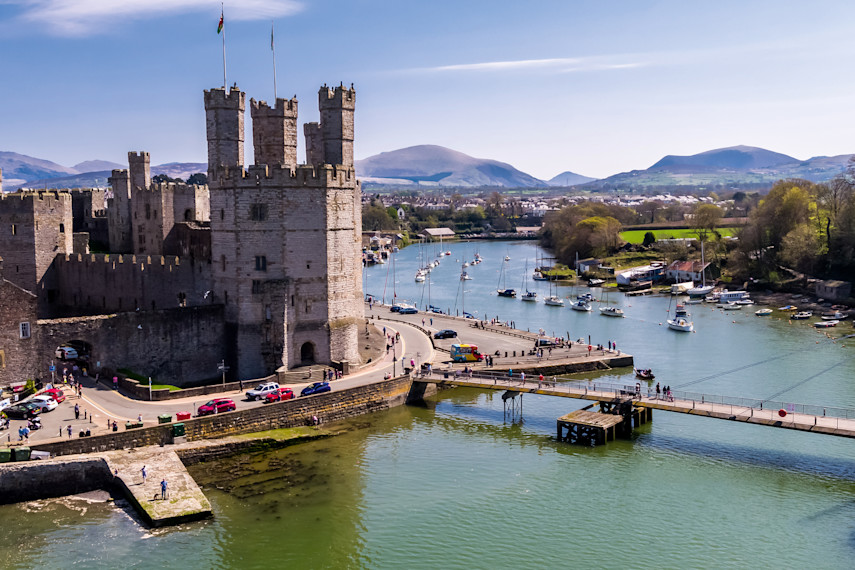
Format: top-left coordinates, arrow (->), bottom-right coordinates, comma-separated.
418,373 -> 855,438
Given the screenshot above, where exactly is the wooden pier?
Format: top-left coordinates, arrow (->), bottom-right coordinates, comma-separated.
557,399 -> 653,446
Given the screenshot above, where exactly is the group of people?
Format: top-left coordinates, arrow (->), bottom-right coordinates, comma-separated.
139,465 -> 168,500
654,382 -> 674,401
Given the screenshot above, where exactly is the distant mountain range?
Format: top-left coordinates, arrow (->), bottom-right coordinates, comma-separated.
585,145 -> 854,191
3,144 -> 853,193
0,151 -> 206,189
355,145 -> 547,188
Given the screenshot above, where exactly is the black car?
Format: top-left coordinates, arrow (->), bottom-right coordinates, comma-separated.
433,329 -> 458,339
5,402 -> 42,419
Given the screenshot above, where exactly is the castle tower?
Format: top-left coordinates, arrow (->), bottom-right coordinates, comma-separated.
208,83 -> 362,381
107,169 -> 133,253
303,122 -> 324,166
250,97 -> 298,167
128,151 -> 151,191
204,87 -> 246,178
319,84 -> 355,167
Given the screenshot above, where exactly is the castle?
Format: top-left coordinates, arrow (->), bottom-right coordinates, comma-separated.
0,83 -> 363,386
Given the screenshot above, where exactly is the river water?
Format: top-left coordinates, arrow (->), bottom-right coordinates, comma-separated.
3,240 -> 855,568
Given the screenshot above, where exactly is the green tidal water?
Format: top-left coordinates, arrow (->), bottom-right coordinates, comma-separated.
3,240 -> 855,568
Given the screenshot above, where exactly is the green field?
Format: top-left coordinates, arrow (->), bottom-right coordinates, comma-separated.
620,227 -> 737,244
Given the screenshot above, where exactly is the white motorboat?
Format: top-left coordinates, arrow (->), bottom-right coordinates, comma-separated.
735,299 -> 755,305
721,302 -> 742,310
667,317 -> 694,332
521,290 -> 538,302
755,308 -> 773,316
599,306 -> 625,317
544,295 -> 564,306
571,299 -> 592,312
821,311 -> 848,320
415,271 -> 426,283
814,320 -> 839,328
460,271 -> 472,281
791,311 -> 813,320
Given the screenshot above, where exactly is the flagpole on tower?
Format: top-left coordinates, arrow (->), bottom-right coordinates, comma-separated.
219,3 -> 227,92
271,21 -> 278,100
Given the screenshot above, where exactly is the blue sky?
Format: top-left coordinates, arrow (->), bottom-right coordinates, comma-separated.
1,0 -> 854,180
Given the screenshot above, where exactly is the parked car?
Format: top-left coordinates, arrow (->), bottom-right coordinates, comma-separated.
246,382 -> 280,401
30,395 -> 58,412
264,387 -> 295,403
399,307 -> 418,314
433,329 -> 457,339
4,402 -> 42,419
42,388 -> 66,403
197,398 -> 236,416
55,346 -> 79,360
301,382 -> 331,397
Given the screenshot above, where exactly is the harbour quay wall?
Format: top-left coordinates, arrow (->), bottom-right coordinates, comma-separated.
0,456 -> 112,505
30,374 -> 423,457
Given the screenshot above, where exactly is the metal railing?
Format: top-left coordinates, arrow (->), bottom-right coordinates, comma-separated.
419,370 -> 855,422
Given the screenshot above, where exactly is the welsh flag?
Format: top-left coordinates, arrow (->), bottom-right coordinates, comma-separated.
217,13 -> 223,34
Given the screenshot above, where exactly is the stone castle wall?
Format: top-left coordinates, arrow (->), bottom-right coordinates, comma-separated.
51,253 -> 212,315
0,278 -> 40,386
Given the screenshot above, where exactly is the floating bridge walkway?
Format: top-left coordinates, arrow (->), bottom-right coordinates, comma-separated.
417,372 -> 855,439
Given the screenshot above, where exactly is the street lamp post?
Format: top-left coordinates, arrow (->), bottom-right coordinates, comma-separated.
218,360 -> 229,386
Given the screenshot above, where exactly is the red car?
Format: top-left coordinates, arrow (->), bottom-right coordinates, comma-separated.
197,398 -> 236,416
264,387 -> 294,403
42,388 -> 66,403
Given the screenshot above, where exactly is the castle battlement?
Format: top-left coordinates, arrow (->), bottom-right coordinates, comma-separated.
319,83 -> 356,110
60,253 -> 183,268
128,151 -> 150,160
204,87 -> 246,108
215,163 -> 357,188
0,190 -> 72,212
250,97 -> 298,116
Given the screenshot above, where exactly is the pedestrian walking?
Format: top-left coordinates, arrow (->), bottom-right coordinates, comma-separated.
113,376 -> 118,390
422,318 -> 426,327
137,413 -> 142,423
520,371 -> 526,384
430,317 -> 433,326
141,465 -> 147,484
160,479 -> 168,500
656,382 -> 661,399
67,424 -> 72,438
74,403 -> 80,419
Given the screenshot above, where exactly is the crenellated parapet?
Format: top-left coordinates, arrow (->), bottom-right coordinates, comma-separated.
204,87 -> 246,176
212,163 -> 358,189
250,97 -> 299,168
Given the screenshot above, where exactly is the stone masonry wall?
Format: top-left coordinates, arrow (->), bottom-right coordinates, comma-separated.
52,253 -> 212,315
30,374 -> 416,456
0,279 -> 40,386
0,456 -> 113,504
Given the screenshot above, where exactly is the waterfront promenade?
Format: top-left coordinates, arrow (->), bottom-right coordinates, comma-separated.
417,372 -> 855,438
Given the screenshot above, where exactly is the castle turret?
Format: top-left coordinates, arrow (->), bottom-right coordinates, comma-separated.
128,151 -> 150,191
107,169 -> 132,253
303,122 -> 323,166
250,97 -> 298,167
319,84 -> 355,167
204,87 -> 245,178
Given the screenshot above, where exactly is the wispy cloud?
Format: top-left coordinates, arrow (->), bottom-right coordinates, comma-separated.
8,0 -> 302,36
412,56 -> 649,75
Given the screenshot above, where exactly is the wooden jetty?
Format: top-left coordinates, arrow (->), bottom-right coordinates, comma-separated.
557,400 -> 653,446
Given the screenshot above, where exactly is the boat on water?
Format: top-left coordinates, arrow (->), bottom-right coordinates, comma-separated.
521,290 -> 538,302
497,288 -> 517,298
599,306 -> 625,317
415,271 -> 426,283
814,320 -> 839,328
755,308 -> 773,316
496,257 -> 516,298
791,311 -> 813,320
821,311 -> 848,320
544,295 -> 564,306
778,305 -> 798,311
685,298 -> 704,304
588,278 -> 605,286
533,271 -> 549,281
460,271 -> 472,281
571,299 -> 592,312
667,316 -> 694,332
735,299 -> 755,305
504,255 -> 510,261
463,261 -> 470,267
635,368 -> 655,380
520,259 -> 537,302
686,242 -> 714,298
721,302 -> 742,310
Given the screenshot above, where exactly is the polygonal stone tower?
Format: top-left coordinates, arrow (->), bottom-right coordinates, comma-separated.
207,84 -> 362,380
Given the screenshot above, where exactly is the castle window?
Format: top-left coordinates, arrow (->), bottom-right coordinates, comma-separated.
291,295 -> 295,307
19,322 -> 31,340
145,204 -> 151,220
153,209 -> 157,218
221,255 -> 226,272
255,256 -> 267,271
220,209 -> 224,221
10,224 -> 15,236
265,306 -> 272,321
250,203 -> 268,221
59,223 -> 65,233
252,280 -> 262,294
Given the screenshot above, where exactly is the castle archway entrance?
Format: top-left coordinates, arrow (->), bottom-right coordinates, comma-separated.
300,342 -> 316,364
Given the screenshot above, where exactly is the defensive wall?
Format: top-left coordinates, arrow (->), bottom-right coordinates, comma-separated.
29,374 -> 429,456
34,305 -> 225,387
0,456 -> 113,504
52,253 -> 213,315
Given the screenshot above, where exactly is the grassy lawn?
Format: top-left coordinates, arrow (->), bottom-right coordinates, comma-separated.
117,368 -> 181,391
620,227 -> 737,244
